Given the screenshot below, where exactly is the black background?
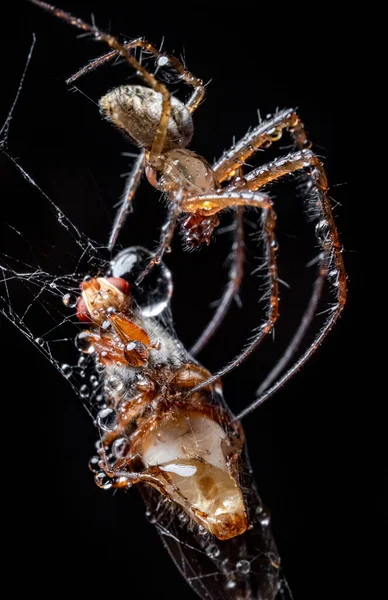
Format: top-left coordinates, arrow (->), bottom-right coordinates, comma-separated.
0,2 -> 378,600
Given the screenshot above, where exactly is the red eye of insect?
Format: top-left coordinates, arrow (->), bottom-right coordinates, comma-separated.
76,297 -> 92,322
105,277 -> 130,295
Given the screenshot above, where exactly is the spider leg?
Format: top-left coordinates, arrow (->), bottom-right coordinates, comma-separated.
66,40 -> 205,113
30,1 -> 170,166
189,207 -> 244,356
193,114 -> 311,353
184,149 -> 346,401
213,109 -> 310,183
180,190 -> 279,394
108,151 -> 145,251
233,149 -> 335,390
234,153 -> 347,420
136,196 -> 182,285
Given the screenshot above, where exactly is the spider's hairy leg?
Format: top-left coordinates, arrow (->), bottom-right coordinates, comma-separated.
108,151 -> 145,251
235,152 -> 346,420
180,190 -> 279,394
67,40 -> 205,113
213,109 -> 311,184
136,198 -> 182,285
30,1 -> 170,167
190,207 -> 245,357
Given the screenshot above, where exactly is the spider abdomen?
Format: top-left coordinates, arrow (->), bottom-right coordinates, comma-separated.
99,85 -> 194,150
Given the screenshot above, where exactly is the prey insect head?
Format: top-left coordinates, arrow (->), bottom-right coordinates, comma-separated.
99,85 -> 194,151
76,276 -> 131,325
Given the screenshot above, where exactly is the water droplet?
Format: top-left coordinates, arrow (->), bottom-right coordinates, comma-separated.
145,510 -> 156,524
112,437 -> 129,459
256,507 -> 270,526
197,525 -> 208,537
315,219 -> 327,242
111,246 -> 173,317
206,544 -> 220,559
75,330 -> 94,354
226,580 -> 236,590
61,363 -> 73,379
106,376 -> 123,392
90,374 -> 99,388
94,472 -> 112,490
62,292 -> 77,308
236,560 -> 250,574
83,275 -> 92,282
49,281 -> 56,289
95,361 -> 105,373
80,384 -> 89,399
35,337 -> 44,346
271,239 -> 279,250
157,56 -> 169,67
89,455 -> 100,473
95,393 -> 105,407
329,268 -> 338,279
221,558 -> 230,574
178,511 -> 188,523
97,408 -> 117,432
78,355 -> 87,367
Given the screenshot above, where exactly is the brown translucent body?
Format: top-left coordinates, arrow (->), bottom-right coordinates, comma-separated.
77,275 -> 248,540
141,410 -> 247,540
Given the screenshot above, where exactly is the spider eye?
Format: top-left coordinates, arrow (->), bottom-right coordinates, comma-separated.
110,246 -> 173,317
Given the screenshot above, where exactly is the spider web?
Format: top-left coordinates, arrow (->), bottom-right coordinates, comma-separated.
0,39 -> 298,600
0,36 -> 110,420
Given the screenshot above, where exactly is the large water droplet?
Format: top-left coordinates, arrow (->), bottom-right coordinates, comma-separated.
97,408 -> 117,432
111,246 -> 173,317
61,364 -> 73,379
35,337 -> 44,346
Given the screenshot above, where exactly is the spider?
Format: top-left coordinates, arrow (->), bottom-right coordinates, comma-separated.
30,1 -> 346,416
